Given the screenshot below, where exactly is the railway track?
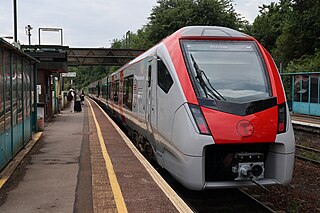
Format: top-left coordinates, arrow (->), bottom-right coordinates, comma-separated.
295,144 -> 320,164
157,168 -> 275,213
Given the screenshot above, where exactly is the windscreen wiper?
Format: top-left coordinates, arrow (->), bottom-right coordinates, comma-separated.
190,54 -> 226,101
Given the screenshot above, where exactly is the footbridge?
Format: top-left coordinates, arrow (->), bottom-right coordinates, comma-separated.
22,45 -> 144,67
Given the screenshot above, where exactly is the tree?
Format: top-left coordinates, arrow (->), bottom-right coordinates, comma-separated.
111,0 -> 245,49
70,66 -> 114,90
147,0 -> 245,44
251,2 -> 289,53
251,0 -> 320,68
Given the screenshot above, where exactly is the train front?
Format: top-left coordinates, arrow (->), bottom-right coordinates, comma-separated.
167,26 -> 295,189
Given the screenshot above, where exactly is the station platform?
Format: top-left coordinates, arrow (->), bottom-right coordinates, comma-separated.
291,114 -> 320,127
0,99 -> 192,213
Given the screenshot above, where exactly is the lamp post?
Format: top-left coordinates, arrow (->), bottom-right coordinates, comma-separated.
25,25 -> 33,45
125,31 -> 130,48
13,0 -> 18,43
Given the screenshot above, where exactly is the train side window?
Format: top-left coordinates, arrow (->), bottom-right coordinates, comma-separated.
113,80 -> 119,103
123,78 -> 127,106
107,82 -> 111,100
157,58 -> 173,94
123,75 -> 133,111
148,65 -> 151,87
102,83 -> 107,99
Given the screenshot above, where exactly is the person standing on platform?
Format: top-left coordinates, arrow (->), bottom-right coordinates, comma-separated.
68,88 -> 75,113
74,90 -> 82,112
80,90 -> 85,105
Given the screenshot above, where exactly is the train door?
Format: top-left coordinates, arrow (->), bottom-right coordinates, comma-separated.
146,57 -> 157,140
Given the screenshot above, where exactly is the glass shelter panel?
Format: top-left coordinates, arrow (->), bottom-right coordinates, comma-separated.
0,50 -> 4,133
30,63 -> 34,113
17,58 -> 23,123
294,75 -> 301,102
12,55 -> 17,126
301,75 -> 309,102
23,60 -> 29,117
26,63 -> 31,117
5,52 -> 11,130
310,74 -> 319,103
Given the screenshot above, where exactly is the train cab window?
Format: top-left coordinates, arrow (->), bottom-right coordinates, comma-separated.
157,58 -> 173,94
181,40 -> 272,103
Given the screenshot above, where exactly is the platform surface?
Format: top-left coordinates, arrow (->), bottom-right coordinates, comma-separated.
0,99 -> 191,213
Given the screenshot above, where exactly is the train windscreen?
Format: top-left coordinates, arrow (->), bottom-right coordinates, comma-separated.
181,40 -> 272,103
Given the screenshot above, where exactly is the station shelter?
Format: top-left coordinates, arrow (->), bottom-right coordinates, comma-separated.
0,38 -> 38,171
22,45 -> 69,121
281,72 -> 320,116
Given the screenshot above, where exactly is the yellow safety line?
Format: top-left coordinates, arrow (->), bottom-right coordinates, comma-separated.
0,178 -> 8,189
88,100 -> 128,213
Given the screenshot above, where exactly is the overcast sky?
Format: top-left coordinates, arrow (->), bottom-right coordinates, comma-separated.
0,0 -> 277,48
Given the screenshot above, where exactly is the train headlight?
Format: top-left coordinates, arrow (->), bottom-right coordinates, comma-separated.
188,104 -> 211,135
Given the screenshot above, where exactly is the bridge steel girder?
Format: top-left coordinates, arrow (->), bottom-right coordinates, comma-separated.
67,48 -> 144,66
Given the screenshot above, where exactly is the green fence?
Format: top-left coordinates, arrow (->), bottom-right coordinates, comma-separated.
281,72 -> 320,116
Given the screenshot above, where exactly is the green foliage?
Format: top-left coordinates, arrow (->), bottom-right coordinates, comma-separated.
69,66 -> 119,90
111,0 -> 246,49
285,49 -> 320,73
147,0 -> 244,44
251,2 -> 289,54
251,0 -> 320,71
111,38 -> 123,48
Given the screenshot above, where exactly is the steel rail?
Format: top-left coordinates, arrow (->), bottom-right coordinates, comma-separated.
295,144 -> 320,164
238,189 -> 276,213
296,144 -> 320,153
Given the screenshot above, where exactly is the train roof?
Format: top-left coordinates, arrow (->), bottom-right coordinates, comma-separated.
179,26 -> 250,38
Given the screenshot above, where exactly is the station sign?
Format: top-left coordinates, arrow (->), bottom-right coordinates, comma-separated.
61,72 -> 76,77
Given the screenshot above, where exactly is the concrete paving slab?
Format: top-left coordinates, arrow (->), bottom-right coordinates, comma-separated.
0,108 -> 85,213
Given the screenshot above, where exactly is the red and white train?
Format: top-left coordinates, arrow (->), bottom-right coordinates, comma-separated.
88,26 -> 295,190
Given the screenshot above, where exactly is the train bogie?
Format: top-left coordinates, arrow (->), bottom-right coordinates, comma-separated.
88,26 -> 295,190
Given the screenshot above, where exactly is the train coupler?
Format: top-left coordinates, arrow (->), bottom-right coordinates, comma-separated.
232,153 -> 265,181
